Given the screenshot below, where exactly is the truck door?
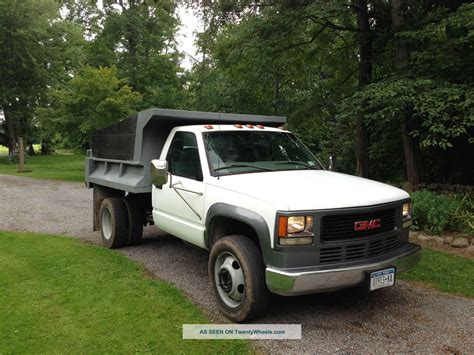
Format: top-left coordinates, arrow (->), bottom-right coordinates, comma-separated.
152,131 -> 206,248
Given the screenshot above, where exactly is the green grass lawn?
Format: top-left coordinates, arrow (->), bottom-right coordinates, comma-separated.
0,231 -> 249,354
0,153 -> 84,182
399,248 -> 474,298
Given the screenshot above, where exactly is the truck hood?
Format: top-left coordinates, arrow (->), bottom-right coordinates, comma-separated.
212,170 -> 409,211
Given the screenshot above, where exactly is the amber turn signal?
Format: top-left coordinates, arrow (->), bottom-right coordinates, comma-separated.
278,216 -> 288,237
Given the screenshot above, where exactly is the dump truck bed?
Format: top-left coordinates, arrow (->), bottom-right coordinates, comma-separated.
85,108 -> 286,193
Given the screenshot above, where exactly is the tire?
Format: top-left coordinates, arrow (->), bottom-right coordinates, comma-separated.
209,235 -> 268,322
99,198 -> 128,249
122,197 -> 144,246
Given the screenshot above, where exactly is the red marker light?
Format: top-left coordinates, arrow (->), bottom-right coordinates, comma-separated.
256,125 -> 264,129
234,124 -> 243,128
246,124 -> 254,128
204,124 -> 213,129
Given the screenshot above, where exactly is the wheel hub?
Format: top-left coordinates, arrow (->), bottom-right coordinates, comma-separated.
101,208 -> 112,240
218,269 -> 233,293
214,252 -> 245,308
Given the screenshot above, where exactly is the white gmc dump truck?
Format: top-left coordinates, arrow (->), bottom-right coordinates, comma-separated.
85,108 -> 421,322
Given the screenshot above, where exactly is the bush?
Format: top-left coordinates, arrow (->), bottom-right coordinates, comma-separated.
410,190 -> 473,235
455,194 -> 474,235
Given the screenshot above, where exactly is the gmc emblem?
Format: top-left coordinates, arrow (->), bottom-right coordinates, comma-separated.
354,219 -> 381,231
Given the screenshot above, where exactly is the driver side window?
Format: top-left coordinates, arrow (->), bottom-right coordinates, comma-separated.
166,132 -> 203,181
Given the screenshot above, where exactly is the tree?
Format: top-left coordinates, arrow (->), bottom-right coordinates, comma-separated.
36,66 -> 142,149
339,2 -> 473,183
353,0 -> 372,177
189,0 -> 473,184
2,0 -> 469,185
89,0 -> 187,108
391,0 -> 423,184
0,0 -> 84,153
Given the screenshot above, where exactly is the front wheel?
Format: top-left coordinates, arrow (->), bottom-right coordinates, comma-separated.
209,235 -> 268,322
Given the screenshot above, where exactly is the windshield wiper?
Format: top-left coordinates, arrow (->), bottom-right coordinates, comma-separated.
214,164 -> 274,172
276,161 -> 317,169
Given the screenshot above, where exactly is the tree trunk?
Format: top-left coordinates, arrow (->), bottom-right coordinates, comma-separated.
354,0 -> 372,177
400,118 -> 422,185
392,0 -> 423,184
18,137 -> 25,173
28,142 -> 35,156
391,0 -> 408,63
355,113 -> 368,177
41,141 -> 53,155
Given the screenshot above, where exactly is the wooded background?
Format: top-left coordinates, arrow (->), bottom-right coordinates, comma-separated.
0,0 -> 472,185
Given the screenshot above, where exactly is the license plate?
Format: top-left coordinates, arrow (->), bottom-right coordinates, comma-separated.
370,268 -> 395,291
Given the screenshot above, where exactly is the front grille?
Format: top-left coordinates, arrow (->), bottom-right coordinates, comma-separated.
321,208 -> 397,242
319,234 -> 400,264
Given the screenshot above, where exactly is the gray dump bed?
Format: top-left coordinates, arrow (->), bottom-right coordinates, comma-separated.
85,108 -> 286,193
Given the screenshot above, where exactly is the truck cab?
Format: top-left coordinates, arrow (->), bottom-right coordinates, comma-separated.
86,109 -> 421,322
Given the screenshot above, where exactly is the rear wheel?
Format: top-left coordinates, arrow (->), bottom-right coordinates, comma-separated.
209,235 -> 268,322
99,198 -> 127,249
122,197 -> 144,246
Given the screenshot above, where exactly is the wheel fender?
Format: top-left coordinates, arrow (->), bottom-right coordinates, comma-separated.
205,203 -> 271,265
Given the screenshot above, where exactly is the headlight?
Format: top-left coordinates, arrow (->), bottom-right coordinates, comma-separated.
402,202 -> 411,218
278,215 -> 314,245
287,216 -> 305,234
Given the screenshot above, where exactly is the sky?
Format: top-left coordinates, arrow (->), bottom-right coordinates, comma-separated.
176,5 -> 202,70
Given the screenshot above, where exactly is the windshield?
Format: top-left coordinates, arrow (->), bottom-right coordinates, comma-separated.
202,130 -> 323,176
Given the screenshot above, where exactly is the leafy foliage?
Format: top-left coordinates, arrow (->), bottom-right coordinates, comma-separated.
89,0 -> 187,108
189,0 -> 473,184
339,78 -> 473,149
0,0 -> 472,187
1,0 -> 188,150
37,66 -> 142,149
189,1 -> 358,168
410,190 -> 473,234
0,0 -> 84,145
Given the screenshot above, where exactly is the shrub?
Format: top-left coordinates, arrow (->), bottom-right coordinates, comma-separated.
410,190 -> 473,235
455,194 -> 474,235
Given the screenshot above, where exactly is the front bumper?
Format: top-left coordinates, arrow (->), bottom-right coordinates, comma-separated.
266,243 -> 421,296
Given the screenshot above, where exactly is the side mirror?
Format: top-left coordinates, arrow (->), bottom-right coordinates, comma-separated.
151,159 -> 168,186
328,155 -> 334,171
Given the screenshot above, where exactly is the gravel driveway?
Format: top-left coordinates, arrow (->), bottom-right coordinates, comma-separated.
1,174 -> 473,353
